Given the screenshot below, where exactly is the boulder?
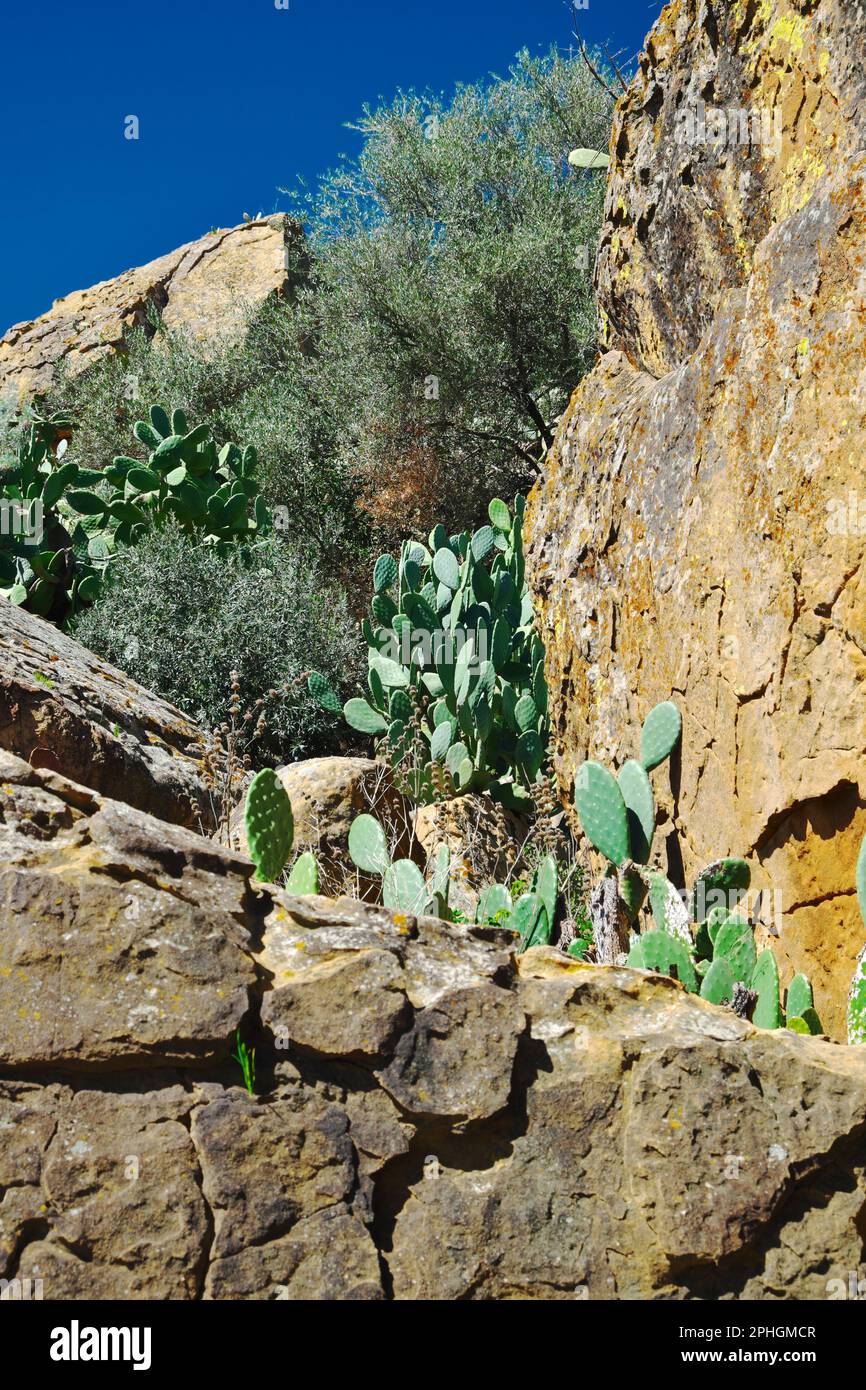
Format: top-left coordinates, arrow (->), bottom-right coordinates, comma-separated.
0,216 -> 306,402
3,750 -> 866,1300
228,756 -> 409,895
0,602 -> 212,830
526,0 -> 866,1039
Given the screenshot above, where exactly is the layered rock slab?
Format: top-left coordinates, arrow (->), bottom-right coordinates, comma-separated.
0,602 -> 211,830
2,756 -> 866,1299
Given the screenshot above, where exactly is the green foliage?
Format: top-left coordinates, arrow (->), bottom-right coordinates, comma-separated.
848,832 -> 866,1045
1,402 -> 270,626
473,854 -> 558,953
232,1029 -> 257,1096
0,412 -> 103,621
313,497 -> 550,811
628,929 -> 698,994
72,525 -> 360,766
244,768 -> 294,883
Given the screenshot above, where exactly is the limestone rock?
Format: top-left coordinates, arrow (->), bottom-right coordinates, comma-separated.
3,754 -> 866,1300
0,216 -> 305,402
0,601 -> 212,830
229,756 -> 409,895
526,0 -> 866,1039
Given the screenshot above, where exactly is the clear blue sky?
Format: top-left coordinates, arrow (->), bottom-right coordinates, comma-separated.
0,0 -> 664,331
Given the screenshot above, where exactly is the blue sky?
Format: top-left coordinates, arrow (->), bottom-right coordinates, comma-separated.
0,0 -> 664,330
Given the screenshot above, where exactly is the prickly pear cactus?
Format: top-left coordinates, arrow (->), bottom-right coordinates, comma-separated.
574,762 -> 630,866
628,929 -> 698,994
640,701 -> 682,772
244,769 -> 294,883
751,949 -> 782,1030
285,851 -> 319,896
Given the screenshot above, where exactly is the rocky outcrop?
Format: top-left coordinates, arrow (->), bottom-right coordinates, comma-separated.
3,747 -> 866,1300
0,603 -> 211,830
526,0 -> 866,1039
0,216 -> 306,402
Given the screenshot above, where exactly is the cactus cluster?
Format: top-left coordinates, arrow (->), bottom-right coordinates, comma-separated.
347,812 -> 452,916
0,412 -> 103,621
243,769 -> 319,892
574,702 -> 818,1032
1,405 -> 271,626
94,404 -> 270,553
311,497 -> 549,811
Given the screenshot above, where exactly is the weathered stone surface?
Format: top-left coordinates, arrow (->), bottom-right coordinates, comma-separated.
526,0 -> 866,1039
229,757 -> 409,896
3,757 -> 866,1300
0,603 -> 214,828
0,216 -> 305,402
0,751 -> 257,1070
415,794 -> 531,919
0,602 -> 212,830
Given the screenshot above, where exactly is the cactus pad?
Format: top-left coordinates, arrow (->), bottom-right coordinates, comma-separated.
713,915 -> 756,985
629,929 -> 698,993
690,858 -> 751,924
618,759 -> 654,864
785,974 -> 813,1021
700,957 -> 735,1006
285,851 -> 319,896
751,949 -> 782,1029
574,761 -> 630,866
244,769 -> 294,884
640,701 -> 682,772
348,814 -> 391,875
382,859 -> 428,914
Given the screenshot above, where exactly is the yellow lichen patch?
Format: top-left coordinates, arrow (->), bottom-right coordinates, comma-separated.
770,12 -> 807,56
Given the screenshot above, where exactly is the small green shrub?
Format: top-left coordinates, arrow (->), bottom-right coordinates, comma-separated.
71,524 -> 362,766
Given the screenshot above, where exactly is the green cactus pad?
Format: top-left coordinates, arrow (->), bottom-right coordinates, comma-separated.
751,949 -> 782,1029
618,759 -> 655,864
574,761 -> 630,867
713,915 -> 756,985
799,1007 -> 824,1036
432,547 -> 461,590
373,553 -> 398,592
427,844 -> 451,902
344,699 -> 389,735
621,868 -> 648,924
382,859 -> 428,914
532,855 -> 558,936
631,929 -> 698,993
700,957 -> 735,1006
285,851 -> 319,896
847,945 -> 866,1045
244,769 -> 294,884
785,973 -> 813,1021
307,672 -> 341,714
348,814 -> 391,875
786,1016 -> 810,1035
857,833 -> 866,928
488,498 -> 511,532
690,858 -> 751,924
639,867 -> 691,944
476,883 -> 513,923
509,893 -> 548,951
640,701 -> 682,772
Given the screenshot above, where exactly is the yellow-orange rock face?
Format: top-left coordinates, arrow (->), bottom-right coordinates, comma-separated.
526,0 -> 866,1038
